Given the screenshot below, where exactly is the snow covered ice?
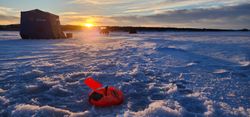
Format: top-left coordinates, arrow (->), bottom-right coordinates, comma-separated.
0,31 -> 250,117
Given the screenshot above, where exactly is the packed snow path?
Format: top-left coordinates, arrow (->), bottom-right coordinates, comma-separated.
0,31 -> 250,116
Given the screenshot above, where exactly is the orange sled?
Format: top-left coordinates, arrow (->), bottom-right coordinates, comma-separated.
84,77 -> 124,107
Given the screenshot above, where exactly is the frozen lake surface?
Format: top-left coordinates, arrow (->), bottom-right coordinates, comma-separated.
0,31 -> 250,116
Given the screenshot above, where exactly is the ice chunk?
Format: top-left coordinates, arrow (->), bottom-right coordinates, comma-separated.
186,62 -> 197,67
12,104 -> 90,117
48,85 -> 72,97
124,100 -> 183,117
0,88 -> 6,93
0,96 -> 9,105
37,77 -> 59,86
213,69 -> 228,74
204,100 -> 214,116
165,83 -> 178,94
239,61 -> 250,67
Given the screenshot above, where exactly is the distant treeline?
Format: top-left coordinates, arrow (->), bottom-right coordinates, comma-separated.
105,26 -> 249,32
0,24 -> 249,32
0,24 -> 20,31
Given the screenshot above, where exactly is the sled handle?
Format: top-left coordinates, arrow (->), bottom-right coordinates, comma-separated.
84,77 -> 103,90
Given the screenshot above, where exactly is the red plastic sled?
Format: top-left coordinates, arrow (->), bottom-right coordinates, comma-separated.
84,77 -> 124,107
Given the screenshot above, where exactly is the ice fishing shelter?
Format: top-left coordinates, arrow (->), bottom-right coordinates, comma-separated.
20,9 -> 66,39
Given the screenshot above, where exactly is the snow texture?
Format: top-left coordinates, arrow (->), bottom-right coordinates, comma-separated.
0,31 -> 250,117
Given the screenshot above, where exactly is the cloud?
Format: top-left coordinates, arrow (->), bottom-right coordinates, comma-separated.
59,12 -> 80,16
0,6 -> 18,15
69,0 -> 250,15
70,0 -> 136,5
0,15 -> 19,25
103,3 -> 250,29
0,6 -> 19,25
123,0 -> 250,15
60,3 -> 250,29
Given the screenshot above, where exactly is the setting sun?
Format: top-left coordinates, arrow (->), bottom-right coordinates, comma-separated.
84,23 -> 94,28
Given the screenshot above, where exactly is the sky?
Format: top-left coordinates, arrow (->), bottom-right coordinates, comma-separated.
0,0 -> 250,29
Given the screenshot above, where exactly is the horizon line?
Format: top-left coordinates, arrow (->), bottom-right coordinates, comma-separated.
0,24 -> 249,31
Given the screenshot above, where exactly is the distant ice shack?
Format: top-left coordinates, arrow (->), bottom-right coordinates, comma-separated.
20,9 -> 68,39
